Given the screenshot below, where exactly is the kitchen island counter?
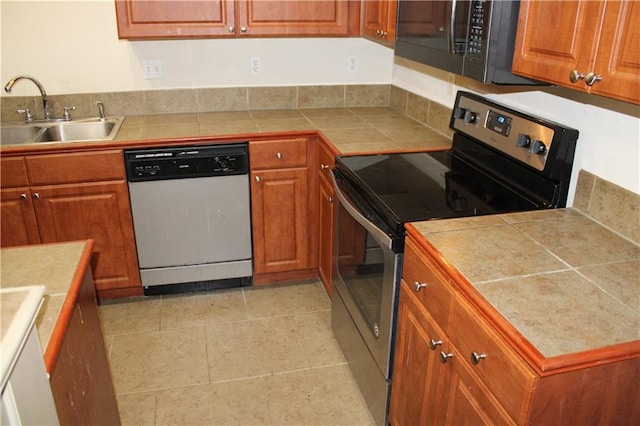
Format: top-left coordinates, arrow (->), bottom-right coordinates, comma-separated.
409,207 -> 640,371
0,241 -> 94,372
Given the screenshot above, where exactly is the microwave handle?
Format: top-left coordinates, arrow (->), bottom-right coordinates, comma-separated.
448,0 -> 458,54
331,172 -> 393,250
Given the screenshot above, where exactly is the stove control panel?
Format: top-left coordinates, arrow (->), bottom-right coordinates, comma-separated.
450,92 -> 578,176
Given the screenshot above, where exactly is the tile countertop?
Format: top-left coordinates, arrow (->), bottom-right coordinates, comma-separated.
111,107 -> 453,154
409,208 -> 640,359
0,241 -> 93,371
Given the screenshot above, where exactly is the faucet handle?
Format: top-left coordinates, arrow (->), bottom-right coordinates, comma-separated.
17,108 -> 34,122
62,106 -> 77,121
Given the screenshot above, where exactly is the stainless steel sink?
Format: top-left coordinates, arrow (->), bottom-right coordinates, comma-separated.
1,125 -> 43,145
0,117 -> 124,146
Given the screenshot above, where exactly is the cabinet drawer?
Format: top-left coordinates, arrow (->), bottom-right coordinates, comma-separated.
26,150 -> 125,185
1,157 -> 29,188
250,138 -> 307,169
449,295 -> 536,423
318,140 -> 336,185
402,236 -> 454,332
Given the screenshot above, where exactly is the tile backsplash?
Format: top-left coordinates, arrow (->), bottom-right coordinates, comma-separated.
1,84 -> 454,137
573,170 -> 640,245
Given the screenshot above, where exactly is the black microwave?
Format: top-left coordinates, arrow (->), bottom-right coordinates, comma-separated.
395,0 -> 543,85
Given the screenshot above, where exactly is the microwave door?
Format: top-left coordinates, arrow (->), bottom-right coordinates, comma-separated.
395,0 -> 466,74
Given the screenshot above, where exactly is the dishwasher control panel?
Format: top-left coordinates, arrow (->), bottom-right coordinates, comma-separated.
124,143 -> 249,181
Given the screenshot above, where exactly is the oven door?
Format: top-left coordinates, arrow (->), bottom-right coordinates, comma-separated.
331,171 -> 402,379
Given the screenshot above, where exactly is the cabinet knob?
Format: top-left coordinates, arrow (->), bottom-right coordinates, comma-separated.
240,26 -> 248,33
33,192 -> 40,199
414,281 -> 427,292
20,193 -> 28,200
585,72 -> 603,86
439,351 -> 454,364
429,338 -> 443,350
228,26 -> 235,33
320,164 -> 330,170
569,69 -> 585,83
470,351 -> 487,365
255,176 -> 261,182
276,152 -> 283,159
328,196 -> 334,203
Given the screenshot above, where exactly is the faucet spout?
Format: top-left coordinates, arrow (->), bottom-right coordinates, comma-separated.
4,75 -> 51,120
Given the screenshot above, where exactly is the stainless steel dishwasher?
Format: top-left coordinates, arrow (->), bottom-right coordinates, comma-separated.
124,143 -> 252,295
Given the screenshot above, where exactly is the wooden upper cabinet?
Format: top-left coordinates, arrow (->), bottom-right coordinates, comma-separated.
115,0 -> 235,39
362,0 -> 397,45
513,0 -> 639,104
115,0 -> 360,39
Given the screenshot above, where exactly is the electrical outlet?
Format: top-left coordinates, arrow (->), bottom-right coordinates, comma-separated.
143,59 -> 163,79
348,56 -> 358,73
250,56 -> 262,74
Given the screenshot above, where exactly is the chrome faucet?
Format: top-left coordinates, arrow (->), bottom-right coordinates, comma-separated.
94,100 -> 106,121
4,75 -> 52,120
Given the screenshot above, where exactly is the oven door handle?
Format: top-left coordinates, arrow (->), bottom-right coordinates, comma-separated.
331,172 -> 393,250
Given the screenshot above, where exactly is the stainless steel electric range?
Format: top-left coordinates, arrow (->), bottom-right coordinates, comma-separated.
330,91 -> 579,425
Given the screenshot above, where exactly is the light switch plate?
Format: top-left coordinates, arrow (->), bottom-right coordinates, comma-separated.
143,59 -> 163,79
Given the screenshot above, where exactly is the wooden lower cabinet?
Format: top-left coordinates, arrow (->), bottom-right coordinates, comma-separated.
390,233 -> 640,425
317,139 -> 337,296
0,187 -> 40,247
49,268 -> 120,425
0,152 -> 141,299
249,138 -> 317,284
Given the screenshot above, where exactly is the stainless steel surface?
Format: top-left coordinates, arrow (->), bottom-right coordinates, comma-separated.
0,117 -> 124,145
332,285 -> 389,426
126,144 -> 252,290
129,175 -> 252,287
4,75 -> 51,120
331,172 -> 393,250
452,94 -> 556,172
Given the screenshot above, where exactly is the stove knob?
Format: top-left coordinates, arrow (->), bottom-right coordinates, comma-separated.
529,140 -> 547,155
516,133 -> 531,147
463,110 -> 478,124
453,107 -> 466,119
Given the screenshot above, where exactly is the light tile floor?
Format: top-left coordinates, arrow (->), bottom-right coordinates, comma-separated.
99,280 -> 376,425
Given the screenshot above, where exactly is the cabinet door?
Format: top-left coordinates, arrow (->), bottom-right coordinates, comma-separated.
440,349 -> 516,426
251,167 -> 311,274
590,0 -> 640,103
31,181 -> 140,292
389,280 -> 448,426
512,1 -> 603,88
1,188 -> 40,247
115,0 -> 235,39
363,0 -> 397,43
237,0 -> 354,36
318,179 -> 335,295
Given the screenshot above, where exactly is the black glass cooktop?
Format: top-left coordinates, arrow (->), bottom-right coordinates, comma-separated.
335,150 -> 540,236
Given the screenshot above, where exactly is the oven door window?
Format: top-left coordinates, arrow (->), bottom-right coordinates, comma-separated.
336,206 -> 395,339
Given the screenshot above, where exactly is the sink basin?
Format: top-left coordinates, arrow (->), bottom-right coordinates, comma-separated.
35,119 -> 121,143
1,125 -> 43,145
1,117 -> 124,146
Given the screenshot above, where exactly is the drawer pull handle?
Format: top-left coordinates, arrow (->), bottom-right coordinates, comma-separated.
33,192 -> 40,200
414,281 -> 427,292
20,193 -> 27,200
320,164 -> 330,170
328,196 -> 334,203
470,351 -> 486,365
429,339 -> 442,350
569,69 -> 585,83
585,72 -> 603,86
255,176 -> 261,182
439,351 -> 453,364
276,152 -> 283,159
